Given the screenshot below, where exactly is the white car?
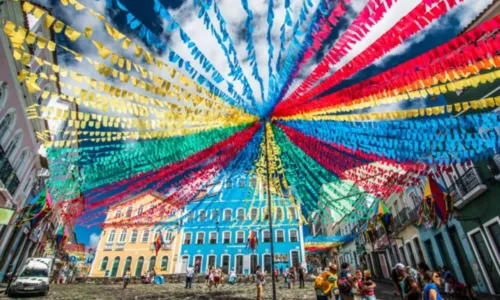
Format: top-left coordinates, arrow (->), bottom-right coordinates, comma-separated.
7,258 -> 53,297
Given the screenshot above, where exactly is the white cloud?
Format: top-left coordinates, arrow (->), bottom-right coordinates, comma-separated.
89,233 -> 100,247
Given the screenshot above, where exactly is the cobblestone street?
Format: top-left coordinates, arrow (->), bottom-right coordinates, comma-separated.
1,281 -> 401,300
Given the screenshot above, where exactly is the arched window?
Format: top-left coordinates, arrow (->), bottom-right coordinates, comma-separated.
276,230 -> 284,242
276,207 -> 283,220
130,230 -> 138,243
142,229 -> 149,243
126,206 -> 133,217
0,82 -> 7,110
0,109 -> 15,142
211,209 -> 219,221
135,256 -> 144,277
13,148 -> 27,172
107,230 -> 116,243
110,256 -> 120,277
5,130 -> 23,159
119,230 -> 127,243
237,208 -> 245,221
223,209 -> 232,221
164,230 -> 172,242
196,232 -> 204,244
160,256 -> 169,271
100,256 -> 108,271
148,256 -> 156,271
223,231 -> 231,244
137,204 -> 144,215
236,231 -> 244,243
114,209 -> 122,218
122,256 -> 132,276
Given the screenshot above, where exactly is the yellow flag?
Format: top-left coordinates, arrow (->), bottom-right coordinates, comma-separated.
83,27 -> 93,38
33,8 -> 46,19
53,20 -> 65,33
22,2 -> 35,13
64,26 -> 81,41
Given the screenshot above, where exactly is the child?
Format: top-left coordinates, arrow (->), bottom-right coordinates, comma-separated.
361,270 -> 376,300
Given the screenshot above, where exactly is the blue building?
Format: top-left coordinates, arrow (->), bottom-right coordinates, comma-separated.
173,175 -> 307,275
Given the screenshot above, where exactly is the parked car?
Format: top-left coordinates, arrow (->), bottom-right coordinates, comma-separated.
7,258 -> 53,297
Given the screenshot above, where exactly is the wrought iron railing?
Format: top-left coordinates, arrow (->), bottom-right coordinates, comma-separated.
447,167 -> 485,202
0,146 -> 20,195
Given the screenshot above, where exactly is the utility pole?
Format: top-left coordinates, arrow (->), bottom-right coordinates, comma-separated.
263,121 -> 277,300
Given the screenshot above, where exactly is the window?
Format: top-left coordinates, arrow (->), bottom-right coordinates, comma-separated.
413,237 -> 424,264
199,210 -> 206,222
188,212 -> 194,222
135,256 -> 144,277
130,230 -> 138,243
250,208 -> 258,221
164,230 -> 172,242
110,257 -> 120,277
0,82 -> 7,110
209,232 -> 217,244
263,230 -> 270,242
5,130 -> 22,159
119,230 -> 127,243
126,206 -> 133,217
13,148 -> 27,172
399,246 -> 407,265
225,180 -> 232,188
237,208 -> 245,221
236,231 -> 244,243
184,233 -> 192,245
107,230 -> 116,243
161,256 -> 169,271
288,207 -> 296,220
148,256 -> 156,271
196,232 -> 205,244
211,209 -> 219,221
142,229 -> 149,243
114,210 -> 122,218
0,109 -> 15,142
223,209 -> 231,221
290,230 -> 298,242
276,207 -> 283,220
406,243 -> 416,268
100,256 -> 108,271
276,230 -> 284,242
238,179 -> 245,187
223,232 -> 230,244
137,205 -> 144,215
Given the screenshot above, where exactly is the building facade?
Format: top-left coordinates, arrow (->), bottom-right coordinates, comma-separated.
90,192 -> 182,278
0,1 -> 61,281
174,176 -> 306,275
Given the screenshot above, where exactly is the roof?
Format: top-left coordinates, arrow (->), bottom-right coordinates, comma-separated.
461,0 -> 500,33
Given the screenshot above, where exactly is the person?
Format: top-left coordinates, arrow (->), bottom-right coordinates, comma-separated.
360,270 -> 376,300
397,264 -> 421,300
214,267 -> 221,288
352,269 -> 363,300
339,262 -> 354,300
298,264 -> 306,289
392,267 -> 403,297
185,265 -> 194,289
208,266 -> 215,290
424,271 -> 443,300
123,267 -> 131,289
274,267 -> 279,283
205,265 -> 212,287
289,265 -> 296,289
145,270 -> 151,284
417,262 -> 430,290
314,264 -> 340,300
283,266 -> 290,288
442,266 -> 454,295
229,269 -> 237,285
255,266 -> 266,300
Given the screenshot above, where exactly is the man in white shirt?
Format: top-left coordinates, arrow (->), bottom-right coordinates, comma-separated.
185,265 -> 194,289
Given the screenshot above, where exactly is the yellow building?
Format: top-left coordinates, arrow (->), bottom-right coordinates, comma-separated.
89,192 -> 182,278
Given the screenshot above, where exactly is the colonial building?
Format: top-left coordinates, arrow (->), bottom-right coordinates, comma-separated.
0,1 -> 61,281
174,176 -> 306,275
90,192 -> 182,278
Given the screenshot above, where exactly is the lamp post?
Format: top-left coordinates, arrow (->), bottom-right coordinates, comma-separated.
263,121 -> 277,300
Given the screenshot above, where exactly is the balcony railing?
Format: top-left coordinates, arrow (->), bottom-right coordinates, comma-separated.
0,146 -> 20,196
447,167 -> 487,208
103,242 -> 113,251
115,242 -> 125,251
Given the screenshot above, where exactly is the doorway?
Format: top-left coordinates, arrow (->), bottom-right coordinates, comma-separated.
448,226 -> 476,286
181,256 -> 189,273
236,255 -> 244,274
110,257 -> 120,278
222,255 -> 230,274
250,254 -> 258,274
291,251 -> 300,267
263,254 -> 272,273
194,256 -> 202,274
435,233 -> 455,275
207,255 -> 216,270
470,231 -> 500,294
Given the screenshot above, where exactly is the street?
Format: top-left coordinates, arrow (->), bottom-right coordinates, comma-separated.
0,281 -> 401,300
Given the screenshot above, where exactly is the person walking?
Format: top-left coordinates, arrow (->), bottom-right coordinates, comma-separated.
360,270 -> 376,300
314,264 -> 339,300
255,265 -> 266,300
229,269 -> 237,285
339,262 -> 354,300
397,264 -> 421,300
298,265 -> 306,289
185,265 -> 194,289
424,271 -> 443,300
123,267 -> 131,289
289,266 -> 296,289
417,262 -> 430,290
274,267 -> 279,283
283,266 -> 290,288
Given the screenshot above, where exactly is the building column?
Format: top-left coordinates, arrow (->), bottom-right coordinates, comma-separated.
298,225 -> 305,264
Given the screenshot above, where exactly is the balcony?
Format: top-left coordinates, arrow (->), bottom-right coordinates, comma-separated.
115,242 -> 125,251
376,227 -> 385,239
0,146 -> 20,196
448,167 -> 488,209
103,242 -> 113,251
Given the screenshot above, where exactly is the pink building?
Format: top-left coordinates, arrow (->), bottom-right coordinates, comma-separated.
0,1 -> 61,280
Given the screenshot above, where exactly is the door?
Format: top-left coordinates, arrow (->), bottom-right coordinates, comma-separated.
435,233 -> 455,275
378,252 -> 389,279
122,257 -> 132,276
236,255 -> 244,274
110,257 -> 120,278
448,226 -> 476,286
291,251 -> 300,268
263,254 -> 272,273
250,254 -> 258,274
399,246 -> 407,265
424,240 -> 437,269
222,255 -> 230,274
149,256 -> 156,271
208,255 -> 216,270
194,256 -> 202,274
470,231 -> 500,294
181,256 -> 188,273
406,243 -> 417,268
135,257 -> 144,277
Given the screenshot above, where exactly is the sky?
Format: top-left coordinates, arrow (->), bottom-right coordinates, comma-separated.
33,0 -> 494,246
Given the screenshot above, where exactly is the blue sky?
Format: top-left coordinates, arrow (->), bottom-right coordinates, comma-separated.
35,0 -> 494,246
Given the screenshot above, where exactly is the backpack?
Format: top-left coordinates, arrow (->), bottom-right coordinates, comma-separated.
338,270 -> 352,294
314,271 -> 334,295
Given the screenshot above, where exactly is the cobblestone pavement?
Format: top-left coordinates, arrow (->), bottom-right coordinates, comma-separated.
1,281 -> 402,300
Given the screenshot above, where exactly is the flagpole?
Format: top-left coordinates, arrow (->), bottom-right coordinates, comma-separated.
264,121 -> 277,300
